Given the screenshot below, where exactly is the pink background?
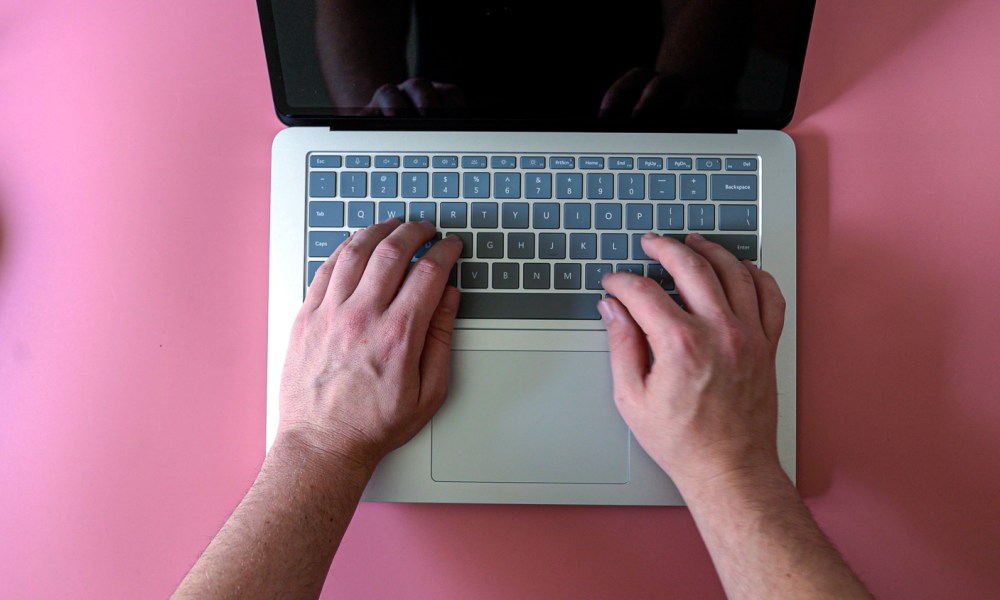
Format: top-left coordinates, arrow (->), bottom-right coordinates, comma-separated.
2,0 -> 999,597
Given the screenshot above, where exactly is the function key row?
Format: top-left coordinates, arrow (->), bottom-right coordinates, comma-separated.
309,154 -> 758,172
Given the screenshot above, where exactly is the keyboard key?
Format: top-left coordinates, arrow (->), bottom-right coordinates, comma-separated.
586,173 -> 614,199
638,157 -> 663,170
697,157 -> 722,171
618,174 -> 645,200
307,261 -> 324,286
726,158 -> 758,171
656,204 -> 684,230
585,263 -> 613,290
579,157 -> 605,169
371,172 -> 398,198
625,203 -> 653,230
680,174 -> 707,200
464,173 -> 490,198
347,201 -> 375,227
647,264 -> 675,290
309,172 -> 337,198
462,156 -> 487,169
525,173 -> 553,199
703,234 -> 758,260
345,155 -> 371,168
600,233 -> 628,260
688,204 -> 716,230
649,174 -> 676,200
609,157 -> 633,170
495,173 -> 522,199
477,232 -> 504,258
471,202 -> 498,228
539,233 -> 566,259
446,232 -> 473,259
492,263 -> 519,289
595,203 -> 622,230
403,155 -> 429,168
550,156 -> 575,169
532,203 -> 560,229
719,205 -> 758,231
309,201 -> 344,227
409,202 -> 436,224
433,155 -> 458,168
711,174 -> 757,201
521,156 -> 546,169
523,263 -> 551,289
616,263 -> 643,276
440,202 -> 467,228
508,232 -> 535,259
555,173 -> 583,199
554,264 -> 583,290
569,233 -> 597,259
667,157 -> 692,170
448,264 -> 458,287
374,155 -> 400,168
564,203 -> 591,229
402,172 -> 429,198
501,202 -> 529,228
340,172 -> 367,198
310,155 -> 342,168
457,292 -> 601,319
631,235 -> 651,260
491,156 -> 517,169
308,231 -> 350,257
461,262 -> 489,289
432,172 -> 459,198
377,201 -> 405,222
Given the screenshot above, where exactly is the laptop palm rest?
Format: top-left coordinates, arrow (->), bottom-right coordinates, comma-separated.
431,338 -> 630,484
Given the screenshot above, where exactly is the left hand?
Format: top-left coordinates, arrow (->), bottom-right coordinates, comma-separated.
277,219 -> 463,470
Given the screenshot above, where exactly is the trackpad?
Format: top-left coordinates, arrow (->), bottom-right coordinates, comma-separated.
431,351 -> 629,484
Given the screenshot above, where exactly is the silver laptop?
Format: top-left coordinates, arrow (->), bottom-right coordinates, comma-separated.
258,0 -> 815,505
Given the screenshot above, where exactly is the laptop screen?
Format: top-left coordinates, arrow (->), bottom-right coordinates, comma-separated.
258,0 -> 815,131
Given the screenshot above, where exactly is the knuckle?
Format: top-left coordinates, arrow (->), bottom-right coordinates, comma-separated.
411,258 -> 445,281
372,240 -> 407,263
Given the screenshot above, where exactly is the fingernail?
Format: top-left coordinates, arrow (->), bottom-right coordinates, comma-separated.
444,233 -> 462,244
688,232 -> 704,241
597,299 -> 615,322
643,232 -> 658,240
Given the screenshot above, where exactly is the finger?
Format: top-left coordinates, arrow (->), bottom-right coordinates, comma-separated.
640,234 -> 732,319
372,83 -> 416,117
746,262 -> 787,346
303,231 -> 354,311
433,82 -> 468,111
601,271 -> 688,351
391,233 -> 463,330
632,74 -> 684,117
599,67 -> 655,118
325,219 -> 402,305
597,297 -> 650,402
417,285 -> 461,411
354,220 -> 436,308
685,233 -> 762,327
399,78 -> 441,116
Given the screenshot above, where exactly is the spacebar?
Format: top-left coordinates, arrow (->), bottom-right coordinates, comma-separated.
457,293 -> 603,320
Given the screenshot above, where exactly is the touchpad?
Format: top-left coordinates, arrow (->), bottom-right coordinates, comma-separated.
431,351 -> 629,484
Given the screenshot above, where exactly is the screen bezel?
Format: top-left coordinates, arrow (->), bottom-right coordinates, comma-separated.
256,0 -> 815,132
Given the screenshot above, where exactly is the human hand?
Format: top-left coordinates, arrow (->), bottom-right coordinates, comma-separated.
598,68 -> 684,118
358,78 -> 467,117
277,219 -> 463,470
599,233 -> 786,492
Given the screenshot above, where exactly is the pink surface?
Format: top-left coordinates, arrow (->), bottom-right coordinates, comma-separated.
2,0 -> 999,597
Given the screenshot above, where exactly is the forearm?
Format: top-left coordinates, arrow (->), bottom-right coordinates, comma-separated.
677,463 -> 872,600
172,433 -> 374,600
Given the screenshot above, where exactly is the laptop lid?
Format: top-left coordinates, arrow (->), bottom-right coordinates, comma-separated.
257,0 -> 815,133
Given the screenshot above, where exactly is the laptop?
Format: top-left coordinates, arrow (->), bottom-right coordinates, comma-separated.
258,0 -> 814,505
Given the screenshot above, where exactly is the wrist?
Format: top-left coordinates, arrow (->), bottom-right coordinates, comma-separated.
671,453 -> 790,505
270,428 -> 379,481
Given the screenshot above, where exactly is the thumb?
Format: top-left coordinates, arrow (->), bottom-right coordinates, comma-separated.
418,286 -> 461,410
598,297 -> 649,407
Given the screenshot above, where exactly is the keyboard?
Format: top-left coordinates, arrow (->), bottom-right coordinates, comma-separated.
305,153 -> 760,320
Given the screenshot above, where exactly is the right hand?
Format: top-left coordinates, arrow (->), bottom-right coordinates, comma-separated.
358,78 -> 467,117
599,233 -> 787,491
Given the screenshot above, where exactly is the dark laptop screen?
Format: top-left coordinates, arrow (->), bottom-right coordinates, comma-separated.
258,0 -> 815,130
